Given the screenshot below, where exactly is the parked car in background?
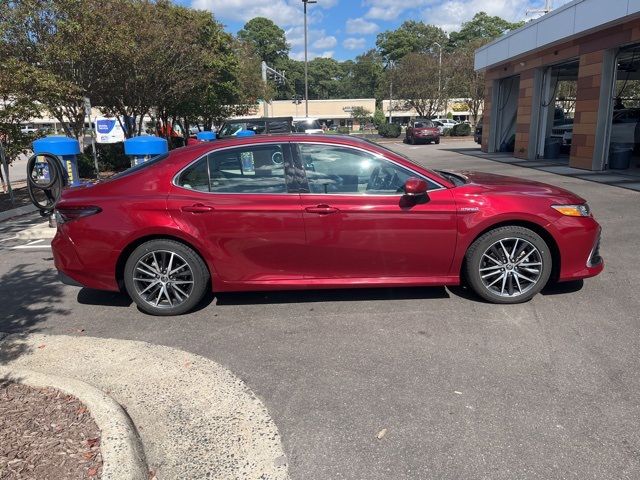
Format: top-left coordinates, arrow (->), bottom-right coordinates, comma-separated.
20,125 -> 38,134
551,108 -> 640,150
474,117 -> 483,145
218,117 -> 293,138
52,134 -> 603,315
432,119 -> 458,134
406,119 -> 440,145
293,118 -> 323,134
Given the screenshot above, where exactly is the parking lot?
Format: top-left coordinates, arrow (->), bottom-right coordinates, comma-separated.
1,139 -> 639,479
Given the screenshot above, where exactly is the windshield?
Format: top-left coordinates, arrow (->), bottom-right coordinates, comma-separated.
218,122 -> 245,137
357,139 -> 455,186
414,121 -> 433,128
106,153 -> 169,180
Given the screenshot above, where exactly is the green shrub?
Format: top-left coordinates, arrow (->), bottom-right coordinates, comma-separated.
83,143 -> 129,173
443,128 -> 452,137
337,126 -> 351,134
373,109 -> 386,128
452,123 -> 472,136
377,123 -> 401,138
77,153 -> 97,178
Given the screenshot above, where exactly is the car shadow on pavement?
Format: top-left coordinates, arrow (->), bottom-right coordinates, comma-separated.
76,288 -> 133,308
215,286 -> 450,306
541,279 -> 584,296
0,264 -> 70,365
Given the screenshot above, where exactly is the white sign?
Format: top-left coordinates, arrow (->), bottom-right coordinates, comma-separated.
95,117 -> 125,144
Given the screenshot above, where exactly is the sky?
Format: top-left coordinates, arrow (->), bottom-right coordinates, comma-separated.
186,0 -> 573,61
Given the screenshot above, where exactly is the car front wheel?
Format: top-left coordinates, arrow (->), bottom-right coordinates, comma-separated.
124,239 -> 209,316
464,226 -> 552,304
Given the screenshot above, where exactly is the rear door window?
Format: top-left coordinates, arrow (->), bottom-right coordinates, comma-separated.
177,144 -> 290,194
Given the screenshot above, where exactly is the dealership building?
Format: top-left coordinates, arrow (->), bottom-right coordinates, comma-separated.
475,0 -> 640,172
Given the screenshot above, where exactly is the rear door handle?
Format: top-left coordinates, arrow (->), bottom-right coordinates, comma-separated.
181,204 -> 214,213
305,205 -> 339,215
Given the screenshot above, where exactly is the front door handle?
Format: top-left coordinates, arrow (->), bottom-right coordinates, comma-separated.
181,204 -> 214,213
305,204 -> 339,215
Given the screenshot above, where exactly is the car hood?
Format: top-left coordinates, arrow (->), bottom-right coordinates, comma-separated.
454,171 -> 585,203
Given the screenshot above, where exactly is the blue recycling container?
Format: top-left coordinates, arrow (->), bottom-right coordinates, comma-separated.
196,131 -> 216,142
124,136 -> 168,167
236,129 -> 256,137
33,136 -> 82,187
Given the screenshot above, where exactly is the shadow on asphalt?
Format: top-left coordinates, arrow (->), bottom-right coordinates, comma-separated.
0,264 -> 70,365
215,286 -> 450,305
542,279 -> 584,296
77,288 -> 133,307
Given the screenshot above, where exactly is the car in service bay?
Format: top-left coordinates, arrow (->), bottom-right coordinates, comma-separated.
52,134 -> 603,316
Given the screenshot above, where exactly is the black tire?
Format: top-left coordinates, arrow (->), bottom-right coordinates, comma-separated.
464,226 -> 552,304
409,136 -> 415,145
435,137 -> 440,145
124,239 -> 209,316
426,140 -> 432,145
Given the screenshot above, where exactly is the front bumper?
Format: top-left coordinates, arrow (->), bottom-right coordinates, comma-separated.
553,217 -> 604,282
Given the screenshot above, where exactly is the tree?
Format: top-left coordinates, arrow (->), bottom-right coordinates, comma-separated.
448,39 -> 490,124
341,50 -> 384,99
307,58 -> 345,100
390,53 -> 447,118
448,12 -> 524,50
238,17 -> 289,67
373,108 -> 386,128
376,21 -> 448,62
350,106 -> 372,128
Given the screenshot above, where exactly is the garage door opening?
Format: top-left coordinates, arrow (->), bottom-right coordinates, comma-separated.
492,76 -> 519,153
606,45 -> 640,174
536,60 -> 578,161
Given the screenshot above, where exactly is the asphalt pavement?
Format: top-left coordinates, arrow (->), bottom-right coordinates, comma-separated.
1,139 -> 639,480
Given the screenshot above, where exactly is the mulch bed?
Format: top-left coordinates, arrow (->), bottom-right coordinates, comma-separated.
0,382 -> 102,479
0,186 -> 32,213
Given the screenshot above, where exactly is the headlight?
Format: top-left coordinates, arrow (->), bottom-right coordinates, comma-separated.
552,204 -> 591,217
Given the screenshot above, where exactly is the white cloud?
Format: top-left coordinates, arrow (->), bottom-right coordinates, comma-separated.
191,0 -> 338,27
287,26 -> 337,60
313,35 -> 338,49
422,0 -> 574,32
343,37 -> 366,50
345,18 -> 379,35
363,0 -> 425,21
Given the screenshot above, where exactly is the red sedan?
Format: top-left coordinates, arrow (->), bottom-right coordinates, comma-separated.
52,135 -> 603,315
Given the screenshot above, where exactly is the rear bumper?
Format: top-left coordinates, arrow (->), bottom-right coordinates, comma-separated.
52,228 -> 120,291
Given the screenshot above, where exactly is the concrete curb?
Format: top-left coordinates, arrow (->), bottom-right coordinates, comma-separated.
0,366 -> 148,480
0,204 -> 38,223
14,220 -> 56,240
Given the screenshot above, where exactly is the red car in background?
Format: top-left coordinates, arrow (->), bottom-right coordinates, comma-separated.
406,119 -> 441,145
52,134 -> 603,315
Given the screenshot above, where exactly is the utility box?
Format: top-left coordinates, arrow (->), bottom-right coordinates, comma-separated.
124,136 -> 168,167
32,136 -> 82,187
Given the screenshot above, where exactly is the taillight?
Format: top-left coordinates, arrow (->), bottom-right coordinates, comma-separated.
55,206 -> 102,224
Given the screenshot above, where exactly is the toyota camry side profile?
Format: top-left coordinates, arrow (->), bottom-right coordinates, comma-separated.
52,134 -> 603,316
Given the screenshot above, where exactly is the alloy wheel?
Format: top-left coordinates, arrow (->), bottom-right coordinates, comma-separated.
133,250 -> 194,309
478,237 -> 543,298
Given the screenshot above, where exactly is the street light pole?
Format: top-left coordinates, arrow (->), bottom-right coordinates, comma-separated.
433,42 -> 443,117
302,0 -> 317,118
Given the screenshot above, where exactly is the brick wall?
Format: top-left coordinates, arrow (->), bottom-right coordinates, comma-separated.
514,70 -> 535,159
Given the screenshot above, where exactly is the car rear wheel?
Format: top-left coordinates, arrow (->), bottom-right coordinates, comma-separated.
464,226 -> 552,304
124,239 -> 209,316
435,137 -> 440,145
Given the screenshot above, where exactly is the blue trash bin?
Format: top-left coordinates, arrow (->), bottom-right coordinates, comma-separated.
124,136 -> 168,167
196,131 -> 216,142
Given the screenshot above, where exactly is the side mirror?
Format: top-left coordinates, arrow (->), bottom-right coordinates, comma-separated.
404,177 -> 429,197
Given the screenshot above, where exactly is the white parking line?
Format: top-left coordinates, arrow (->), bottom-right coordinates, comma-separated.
26,239 -> 45,245
11,243 -> 51,250
0,235 -> 18,243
